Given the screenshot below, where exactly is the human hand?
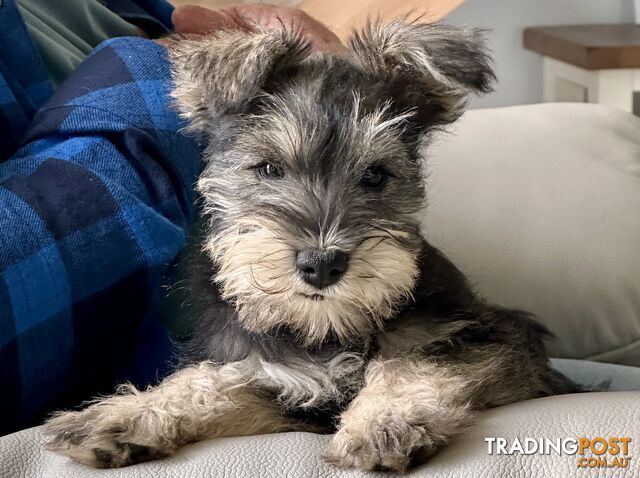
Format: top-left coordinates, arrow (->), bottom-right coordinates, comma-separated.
171,4 -> 344,53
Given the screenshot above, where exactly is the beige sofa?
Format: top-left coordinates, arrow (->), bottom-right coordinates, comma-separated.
2,103 -> 639,477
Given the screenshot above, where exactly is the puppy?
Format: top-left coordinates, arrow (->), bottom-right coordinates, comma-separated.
45,20 -> 578,471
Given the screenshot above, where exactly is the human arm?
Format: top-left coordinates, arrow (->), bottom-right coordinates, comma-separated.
0,37 -> 201,434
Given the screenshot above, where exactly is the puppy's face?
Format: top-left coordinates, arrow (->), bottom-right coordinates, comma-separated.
171,21 -> 493,344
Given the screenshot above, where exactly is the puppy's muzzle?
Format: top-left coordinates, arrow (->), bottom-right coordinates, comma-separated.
296,249 -> 349,289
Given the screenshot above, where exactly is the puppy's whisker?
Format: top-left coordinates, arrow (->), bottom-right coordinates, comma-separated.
360,237 -> 390,254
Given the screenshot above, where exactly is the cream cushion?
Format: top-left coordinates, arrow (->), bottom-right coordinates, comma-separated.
423,103 -> 640,366
2,391 -> 638,477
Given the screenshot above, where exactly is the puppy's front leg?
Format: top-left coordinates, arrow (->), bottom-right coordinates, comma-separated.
45,362 -> 298,468
325,359 -> 476,472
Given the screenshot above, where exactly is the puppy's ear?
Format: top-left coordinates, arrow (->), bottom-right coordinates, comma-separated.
169,29 -> 311,133
348,20 -> 495,131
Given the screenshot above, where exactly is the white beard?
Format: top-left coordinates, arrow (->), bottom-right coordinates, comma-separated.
204,220 -> 419,345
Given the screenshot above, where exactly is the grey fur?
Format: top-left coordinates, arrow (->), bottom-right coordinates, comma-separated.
45,20 -> 578,472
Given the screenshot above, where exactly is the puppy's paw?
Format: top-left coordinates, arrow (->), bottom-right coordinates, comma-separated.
44,406 -> 173,468
324,419 -> 439,472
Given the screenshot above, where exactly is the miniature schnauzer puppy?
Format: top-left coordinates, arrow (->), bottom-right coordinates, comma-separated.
45,20 -> 578,471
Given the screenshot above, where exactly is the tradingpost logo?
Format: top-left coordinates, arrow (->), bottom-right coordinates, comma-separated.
485,436 -> 632,469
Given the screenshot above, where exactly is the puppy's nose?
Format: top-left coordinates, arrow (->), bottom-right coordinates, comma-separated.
296,249 -> 349,289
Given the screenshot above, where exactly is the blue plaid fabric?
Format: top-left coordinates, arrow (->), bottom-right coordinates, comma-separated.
0,21 -> 203,433
0,0 -> 174,161
0,0 -> 54,161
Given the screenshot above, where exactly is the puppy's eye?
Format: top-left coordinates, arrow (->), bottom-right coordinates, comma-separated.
255,162 -> 284,180
361,166 -> 390,190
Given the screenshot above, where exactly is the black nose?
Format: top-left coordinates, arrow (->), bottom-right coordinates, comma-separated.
296,249 -> 349,289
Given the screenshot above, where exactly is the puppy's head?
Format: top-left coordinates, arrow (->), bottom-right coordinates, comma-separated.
170,20 -> 493,345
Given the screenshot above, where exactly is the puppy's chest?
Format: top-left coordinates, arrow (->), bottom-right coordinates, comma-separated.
191,301 -> 372,412
255,344 -> 370,413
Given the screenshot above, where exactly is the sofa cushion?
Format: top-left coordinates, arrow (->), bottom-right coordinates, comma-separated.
551,358 -> 640,391
422,103 -> 640,366
2,390 -> 638,477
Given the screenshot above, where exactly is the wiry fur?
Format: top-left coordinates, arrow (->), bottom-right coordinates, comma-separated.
45,20 -> 578,472
46,363 -> 311,468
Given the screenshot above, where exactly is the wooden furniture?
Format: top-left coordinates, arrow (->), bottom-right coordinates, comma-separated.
524,25 -> 640,114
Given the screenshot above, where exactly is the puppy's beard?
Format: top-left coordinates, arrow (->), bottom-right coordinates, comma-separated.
205,220 -> 419,345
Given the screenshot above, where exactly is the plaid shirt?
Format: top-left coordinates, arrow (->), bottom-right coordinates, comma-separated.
0,1 -> 202,434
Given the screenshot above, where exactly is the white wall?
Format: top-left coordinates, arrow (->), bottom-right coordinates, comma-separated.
445,0 -> 635,108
